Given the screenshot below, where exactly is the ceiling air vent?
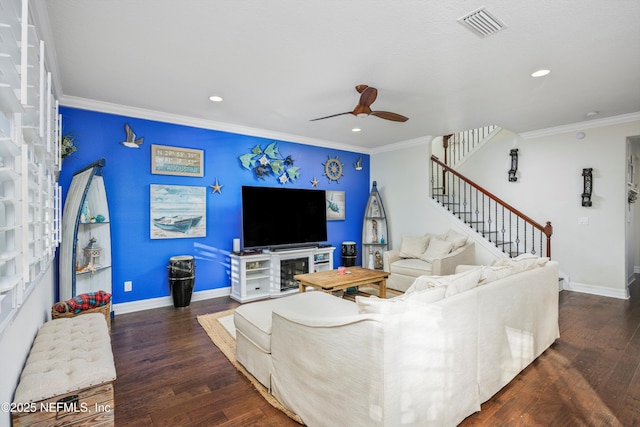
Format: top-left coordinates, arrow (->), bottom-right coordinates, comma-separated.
458,7 -> 506,38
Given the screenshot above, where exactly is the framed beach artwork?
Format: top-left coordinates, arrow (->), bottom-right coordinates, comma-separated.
150,184 -> 207,239
325,190 -> 345,220
151,144 -> 204,177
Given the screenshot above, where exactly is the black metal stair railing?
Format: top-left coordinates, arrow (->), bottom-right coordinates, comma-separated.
444,125 -> 498,167
431,155 -> 553,258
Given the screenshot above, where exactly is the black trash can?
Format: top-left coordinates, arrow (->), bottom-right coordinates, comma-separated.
168,255 -> 195,308
341,242 -> 358,294
341,241 -> 357,267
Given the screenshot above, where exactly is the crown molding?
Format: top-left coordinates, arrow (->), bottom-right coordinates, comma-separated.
59,95 -> 374,154
370,136 -> 433,154
520,112 -> 640,140
58,95 -> 638,153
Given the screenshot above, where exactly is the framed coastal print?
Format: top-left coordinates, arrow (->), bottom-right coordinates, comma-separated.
151,144 -> 204,177
150,184 -> 206,239
325,190 -> 345,220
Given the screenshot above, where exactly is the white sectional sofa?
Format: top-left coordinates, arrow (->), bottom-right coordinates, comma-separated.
234,255 -> 559,426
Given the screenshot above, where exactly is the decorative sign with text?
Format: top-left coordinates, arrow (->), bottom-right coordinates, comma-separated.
151,144 -> 204,177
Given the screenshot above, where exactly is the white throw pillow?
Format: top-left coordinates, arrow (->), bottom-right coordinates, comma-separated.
405,267 -> 482,298
420,238 -> 454,263
405,275 -> 446,293
399,235 -> 430,259
356,286 -> 446,314
402,286 -> 446,304
478,265 -> 513,284
443,229 -> 468,250
356,295 -> 408,314
491,254 -> 549,274
443,267 -> 483,297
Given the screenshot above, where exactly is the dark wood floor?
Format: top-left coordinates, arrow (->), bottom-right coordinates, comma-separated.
112,276 -> 640,426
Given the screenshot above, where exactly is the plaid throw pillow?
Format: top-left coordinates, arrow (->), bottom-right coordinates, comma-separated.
53,290 -> 112,314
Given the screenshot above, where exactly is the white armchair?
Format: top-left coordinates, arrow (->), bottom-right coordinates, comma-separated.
383,230 -> 476,292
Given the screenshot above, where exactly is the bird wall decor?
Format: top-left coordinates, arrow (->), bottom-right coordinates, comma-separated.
120,123 -> 144,148
354,156 -> 363,170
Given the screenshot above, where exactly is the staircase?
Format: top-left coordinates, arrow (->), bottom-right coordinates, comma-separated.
431,147 -> 552,258
443,125 -> 500,168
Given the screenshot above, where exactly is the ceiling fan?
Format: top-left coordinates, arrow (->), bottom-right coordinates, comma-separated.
310,85 -> 409,122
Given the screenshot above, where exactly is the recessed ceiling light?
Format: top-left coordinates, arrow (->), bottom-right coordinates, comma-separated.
208,95 -> 223,102
531,69 -> 550,78
585,111 -> 599,117
352,128 -> 361,132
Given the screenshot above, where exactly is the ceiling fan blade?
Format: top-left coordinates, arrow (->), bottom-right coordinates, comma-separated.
358,86 -> 378,108
309,112 -> 353,121
370,111 -> 409,122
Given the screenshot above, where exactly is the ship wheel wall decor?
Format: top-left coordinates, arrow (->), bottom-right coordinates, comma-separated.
323,156 -> 344,183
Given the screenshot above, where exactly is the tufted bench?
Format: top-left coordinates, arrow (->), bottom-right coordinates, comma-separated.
11,313 -> 116,426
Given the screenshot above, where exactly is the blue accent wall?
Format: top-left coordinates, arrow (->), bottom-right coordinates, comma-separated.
58,107 -> 370,304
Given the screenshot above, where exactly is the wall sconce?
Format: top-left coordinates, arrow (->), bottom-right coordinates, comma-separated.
582,168 -> 593,207
508,149 -> 518,182
629,186 -> 638,204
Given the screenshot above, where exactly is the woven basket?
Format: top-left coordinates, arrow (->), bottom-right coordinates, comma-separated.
51,302 -> 111,330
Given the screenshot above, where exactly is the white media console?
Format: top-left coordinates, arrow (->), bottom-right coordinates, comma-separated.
230,246 -> 335,303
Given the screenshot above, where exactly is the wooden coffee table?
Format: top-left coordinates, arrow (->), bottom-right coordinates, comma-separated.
295,266 -> 390,298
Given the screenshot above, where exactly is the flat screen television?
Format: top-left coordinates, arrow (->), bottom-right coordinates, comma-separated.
241,186 -> 328,250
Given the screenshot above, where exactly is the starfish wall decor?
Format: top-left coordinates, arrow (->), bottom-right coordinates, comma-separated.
210,178 -> 223,194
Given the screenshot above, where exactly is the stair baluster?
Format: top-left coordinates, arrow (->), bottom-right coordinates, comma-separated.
431,155 -> 552,258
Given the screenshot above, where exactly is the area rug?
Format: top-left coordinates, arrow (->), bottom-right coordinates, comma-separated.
197,310 -> 304,425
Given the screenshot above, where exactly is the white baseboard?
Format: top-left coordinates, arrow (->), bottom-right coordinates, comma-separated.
112,287 -> 231,315
562,281 -> 629,300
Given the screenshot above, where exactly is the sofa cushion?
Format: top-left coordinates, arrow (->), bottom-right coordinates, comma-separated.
421,237 -> 454,262
356,286 -> 446,314
402,286 -> 447,304
389,257 -> 433,277
442,229 -> 469,250
356,295 -> 408,314
399,234 -> 431,259
405,267 -> 482,297
234,291 -> 357,352
405,274 -> 446,292
444,267 -> 482,297
478,265 -> 514,284
491,253 -> 550,274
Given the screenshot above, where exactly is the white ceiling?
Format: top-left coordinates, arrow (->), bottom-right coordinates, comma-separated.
35,0 -> 640,151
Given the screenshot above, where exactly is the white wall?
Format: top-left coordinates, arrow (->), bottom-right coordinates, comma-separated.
370,139 -> 433,248
372,117 -> 640,299
631,138 -> 640,275
370,138 -> 500,267
0,266 -> 55,427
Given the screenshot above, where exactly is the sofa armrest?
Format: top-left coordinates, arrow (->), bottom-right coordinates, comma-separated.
270,291 -> 481,426
383,250 -> 401,272
432,242 -> 475,275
